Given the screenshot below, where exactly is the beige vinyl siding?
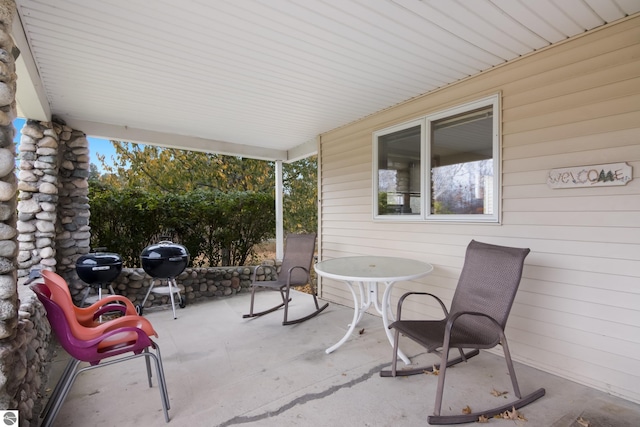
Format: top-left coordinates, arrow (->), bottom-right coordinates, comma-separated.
317,16 -> 640,404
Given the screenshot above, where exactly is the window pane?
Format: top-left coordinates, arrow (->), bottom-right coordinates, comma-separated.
430,106 -> 493,215
377,125 -> 421,216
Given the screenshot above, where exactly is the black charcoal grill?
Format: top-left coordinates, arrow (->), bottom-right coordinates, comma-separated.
138,241 -> 190,318
76,250 -> 123,306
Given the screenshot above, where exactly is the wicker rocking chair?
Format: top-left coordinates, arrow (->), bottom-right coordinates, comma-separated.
381,240 -> 545,424
243,233 -> 328,325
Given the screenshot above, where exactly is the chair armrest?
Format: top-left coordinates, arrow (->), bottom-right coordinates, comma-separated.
81,295 -> 137,320
92,304 -> 128,320
94,295 -> 137,311
396,292 -> 449,321
443,311 -> 503,345
85,326 -> 151,350
80,313 -> 158,339
285,266 -> 310,286
102,316 -> 158,337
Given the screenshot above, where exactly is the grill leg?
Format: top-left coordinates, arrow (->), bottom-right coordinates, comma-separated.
79,286 -> 92,307
168,278 -> 178,319
140,279 -> 157,310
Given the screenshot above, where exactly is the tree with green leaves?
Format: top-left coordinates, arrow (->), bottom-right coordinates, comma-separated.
283,156 -> 317,233
97,142 -> 273,193
89,141 -> 318,266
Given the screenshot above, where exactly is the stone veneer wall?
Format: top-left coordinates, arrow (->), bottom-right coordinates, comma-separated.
16,119 -> 91,286
110,264 -> 279,310
12,117 -> 91,427
53,125 -> 91,282
0,2 -> 53,426
16,121 -> 60,280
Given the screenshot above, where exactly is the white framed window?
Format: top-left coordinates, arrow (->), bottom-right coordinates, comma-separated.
373,94 -> 500,222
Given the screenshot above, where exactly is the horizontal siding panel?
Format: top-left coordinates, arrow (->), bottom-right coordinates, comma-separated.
321,196 -> 369,208
321,179 -> 369,194
503,144 -> 640,173
504,128 -> 640,162
528,240 -> 640,262
321,213 -> 372,223
525,266 -> 639,294
321,152 -> 370,173
321,189 -> 369,202
504,93 -> 640,135
510,341 -> 640,404
507,331 -> 640,396
502,170 -> 545,186
502,110 -> 640,146
517,280 -> 640,310
503,181 -> 640,200
503,211 -> 639,228
320,226 -> 640,262
513,300 -> 640,344
321,139 -> 369,156
508,316 -> 640,363
497,23 -> 640,96
503,56 -> 640,110
503,194 -> 640,212
322,221 -> 640,245
322,169 -> 370,186
504,76 -> 640,125
506,328 -> 638,379
318,17 -> 640,403
527,251 -> 639,277
322,204 -> 370,214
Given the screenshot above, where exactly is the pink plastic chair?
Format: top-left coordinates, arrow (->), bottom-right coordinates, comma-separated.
32,283 -> 170,426
40,270 -> 157,343
41,269 -> 137,326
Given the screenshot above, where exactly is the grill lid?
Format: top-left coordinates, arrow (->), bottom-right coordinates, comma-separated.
76,250 -> 123,285
140,240 -> 189,278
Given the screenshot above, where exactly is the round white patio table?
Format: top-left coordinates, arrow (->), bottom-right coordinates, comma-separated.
315,256 -> 433,365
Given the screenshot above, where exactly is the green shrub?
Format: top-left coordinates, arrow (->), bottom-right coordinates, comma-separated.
88,184 -> 274,267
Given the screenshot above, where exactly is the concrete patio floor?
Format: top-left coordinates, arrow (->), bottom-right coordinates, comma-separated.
43,290 -> 640,427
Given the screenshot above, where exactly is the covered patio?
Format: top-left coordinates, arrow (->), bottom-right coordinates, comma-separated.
1,1 -> 639,425
44,290 -> 640,427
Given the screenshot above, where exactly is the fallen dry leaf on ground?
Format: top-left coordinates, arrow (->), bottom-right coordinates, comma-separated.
497,406 -> 527,421
491,388 -> 508,397
477,415 -> 489,423
576,416 -> 590,427
462,405 -> 472,414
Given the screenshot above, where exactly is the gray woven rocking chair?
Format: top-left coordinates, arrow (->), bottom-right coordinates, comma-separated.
381,240 -> 545,424
243,233 -> 328,325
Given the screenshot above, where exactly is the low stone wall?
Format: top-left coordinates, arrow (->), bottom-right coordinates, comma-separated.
74,262 -> 282,309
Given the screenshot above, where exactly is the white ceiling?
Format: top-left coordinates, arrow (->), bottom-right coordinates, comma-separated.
12,0 -> 640,161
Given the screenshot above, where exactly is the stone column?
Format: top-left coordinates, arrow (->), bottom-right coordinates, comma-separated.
16,119 -> 91,301
0,2 -> 52,424
0,0 -> 18,345
16,121 -> 59,281
54,124 -> 91,300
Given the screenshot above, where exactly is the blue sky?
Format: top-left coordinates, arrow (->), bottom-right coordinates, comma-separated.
13,117 -> 117,173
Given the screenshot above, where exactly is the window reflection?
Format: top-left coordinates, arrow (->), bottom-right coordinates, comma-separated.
430,107 -> 494,215
377,125 -> 421,215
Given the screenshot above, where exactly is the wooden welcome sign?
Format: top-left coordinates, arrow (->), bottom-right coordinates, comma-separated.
547,162 -> 633,189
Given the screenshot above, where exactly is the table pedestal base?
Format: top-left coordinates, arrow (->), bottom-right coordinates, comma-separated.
325,280 -> 411,365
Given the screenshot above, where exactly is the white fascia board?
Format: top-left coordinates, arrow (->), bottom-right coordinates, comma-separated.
61,118 -> 288,161
286,136 -> 318,162
12,16 -> 51,121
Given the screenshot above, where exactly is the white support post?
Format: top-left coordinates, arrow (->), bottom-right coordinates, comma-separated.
275,160 -> 284,260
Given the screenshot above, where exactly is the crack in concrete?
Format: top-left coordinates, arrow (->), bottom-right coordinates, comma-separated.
216,362 -> 387,426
